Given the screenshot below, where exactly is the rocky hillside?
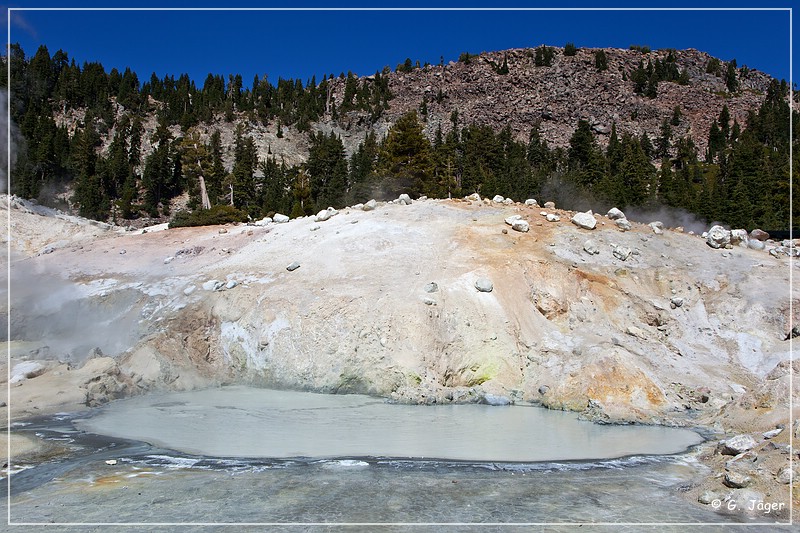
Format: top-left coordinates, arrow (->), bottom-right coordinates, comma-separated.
54,46 -> 774,173
329,47 -> 772,154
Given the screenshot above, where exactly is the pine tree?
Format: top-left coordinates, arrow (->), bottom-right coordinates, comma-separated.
594,49 -> 608,71
377,111 -> 434,197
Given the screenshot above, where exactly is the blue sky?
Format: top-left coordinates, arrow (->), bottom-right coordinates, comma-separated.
5,2 -> 795,88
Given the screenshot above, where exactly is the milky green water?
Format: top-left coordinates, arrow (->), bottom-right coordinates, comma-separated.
8,387 -> 786,528
75,386 -> 703,461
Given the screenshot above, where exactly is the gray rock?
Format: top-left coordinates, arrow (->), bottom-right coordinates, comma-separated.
544,201 -> 556,209
398,194 -> 413,205
504,215 -> 522,225
571,210 -> 597,230
273,213 -> 290,223
466,193 -> 481,202
164,256 -> 175,264
202,280 -> 222,291
424,282 -> 439,293
698,490 -> 721,505
546,213 -> 560,222
749,228 -> 770,241
492,195 -> 505,203
482,393 -> 511,406
225,280 -> 238,290
511,219 -> 530,233
538,385 -> 550,395
351,203 -> 364,210
10,361 -> 46,384
525,199 -> 538,206
254,216 -> 273,226
502,198 -> 514,205
615,218 -> 632,231
315,209 -> 333,222
423,297 -> 436,306
583,240 -> 600,255
183,285 -> 196,296
670,297 -> 684,308
286,262 -> 301,272
763,427 -> 783,439
777,465 -> 794,484
607,207 -> 625,220
730,229 -> 749,246
612,246 -> 631,261
723,470 -> 753,488
310,225 -> 321,232
747,240 -> 765,251
626,325 -> 647,338
649,221 -> 664,235
363,199 -> 377,211
706,225 -> 731,249
720,434 -> 758,455
475,278 -> 494,293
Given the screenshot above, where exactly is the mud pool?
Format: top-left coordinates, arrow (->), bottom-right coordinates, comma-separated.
4,387 -> 787,529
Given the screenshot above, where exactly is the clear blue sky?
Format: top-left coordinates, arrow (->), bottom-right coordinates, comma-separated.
5,2 -> 795,89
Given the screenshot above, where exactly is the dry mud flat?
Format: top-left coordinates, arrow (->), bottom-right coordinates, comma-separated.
2,194 -> 798,520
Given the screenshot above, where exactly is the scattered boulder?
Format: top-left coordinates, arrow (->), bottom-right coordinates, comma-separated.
398,194 -> 413,205
218,228 -> 228,234
615,218 -> 632,231
670,297 -> 684,309
776,465 -> 794,484
315,209 -> 333,222
424,282 -> 439,293
481,393 -> 512,406
363,199 -> 377,211
511,219 -> 530,233
273,213 -> 290,223
202,279 -> 224,291
583,240 -> 600,255
749,228 -> 770,241
706,225 -> 731,249
502,198 -> 514,205
607,207 -> 625,220
504,215 -> 522,225
475,278 -> 494,293
626,325 -> 647,339
612,246 -> 631,261
649,222 -> 664,235
183,285 -> 196,296
571,210 -> 597,230
730,229 -> 749,246
762,427 -> 783,439
544,201 -> 556,209
723,470 -> 753,488
466,193 -> 481,202
286,262 -> 301,272
538,385 -> 550,395
254,216 -> 273,226
225,280 -> 238,290
546,213 -> 560,222
747,240 -> 765,251
720,434 -> 758,455
423,297 -> 436,306
351,203 -> 364,211
492,195 -> 505,203
10,361 -> 46,384
525,199 -> 538,206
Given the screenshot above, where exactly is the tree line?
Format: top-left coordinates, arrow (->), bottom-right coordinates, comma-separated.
3,44 -> 795,231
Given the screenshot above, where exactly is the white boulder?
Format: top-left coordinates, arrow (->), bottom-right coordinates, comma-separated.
607,207 -> 625,220
571,210 -> 597,230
